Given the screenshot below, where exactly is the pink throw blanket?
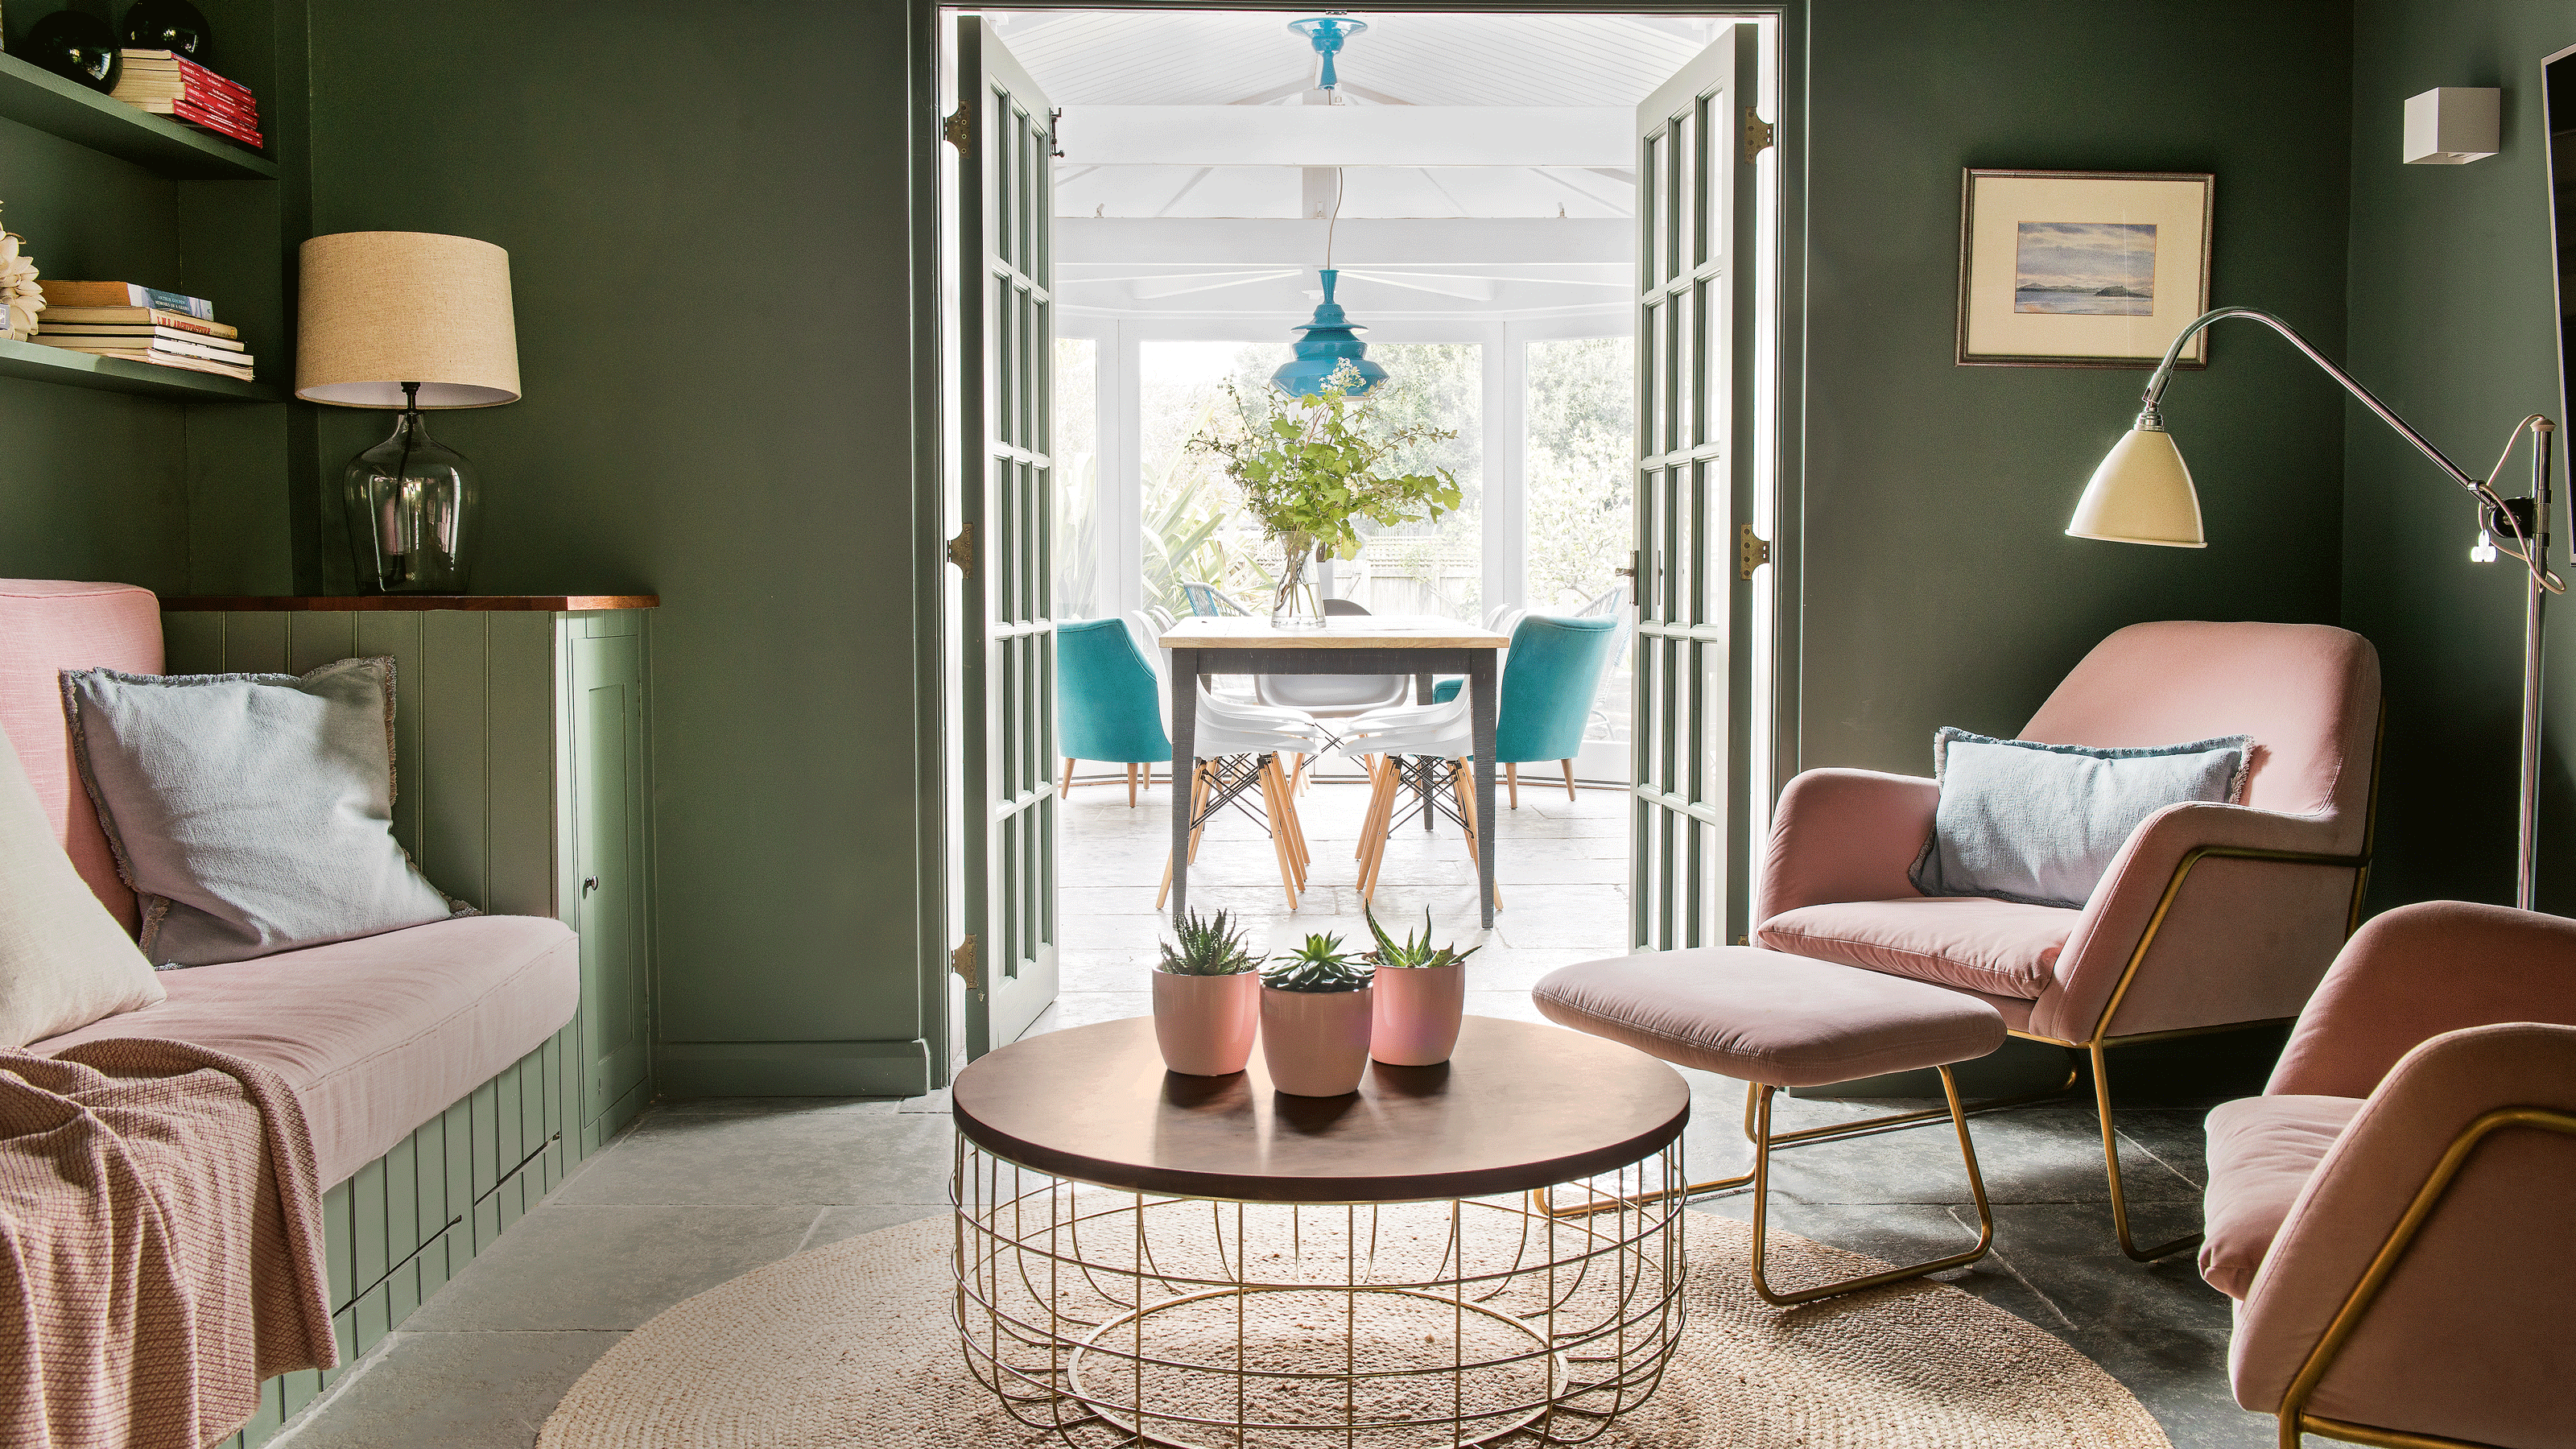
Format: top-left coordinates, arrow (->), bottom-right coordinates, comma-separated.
0,1038 -> 337,1448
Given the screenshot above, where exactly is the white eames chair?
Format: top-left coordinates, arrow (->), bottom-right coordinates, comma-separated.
1337,696 -> 1500,907
1129,613 -> 1332,911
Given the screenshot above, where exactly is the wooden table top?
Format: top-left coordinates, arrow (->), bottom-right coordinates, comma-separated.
950,1015 -> 1689,1203
1159,614 -> 1509,650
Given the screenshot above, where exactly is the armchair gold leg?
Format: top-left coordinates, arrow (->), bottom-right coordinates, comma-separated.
2090,1042 -> 2202,1262
1748,1066 -> 1995,1306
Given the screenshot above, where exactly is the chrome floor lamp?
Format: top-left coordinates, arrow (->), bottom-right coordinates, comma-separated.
2066,307 -> 2559,909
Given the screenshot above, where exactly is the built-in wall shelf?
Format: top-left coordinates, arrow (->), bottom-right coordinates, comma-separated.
165,595 -> 663,612
0,51 -> 277,180
0,336 -> 279,402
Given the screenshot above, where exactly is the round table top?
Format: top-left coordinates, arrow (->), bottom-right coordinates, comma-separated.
950,1015 -> 1690,1203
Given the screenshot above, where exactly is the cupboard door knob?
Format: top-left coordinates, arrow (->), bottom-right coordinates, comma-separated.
582,877 -> 600,897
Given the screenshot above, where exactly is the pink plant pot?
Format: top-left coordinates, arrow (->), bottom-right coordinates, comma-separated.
1153,970 -> 1260,1076
1260,985 -> 1375,1096
1370,963 -> 1465,1066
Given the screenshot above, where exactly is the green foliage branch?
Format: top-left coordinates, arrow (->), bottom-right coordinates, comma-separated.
1190,361 -> 1465,598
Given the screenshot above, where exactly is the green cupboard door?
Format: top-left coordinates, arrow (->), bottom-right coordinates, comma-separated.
1630,25 -> 1763,952
570,625 -> 649,1125
955,16 -> 1060,1060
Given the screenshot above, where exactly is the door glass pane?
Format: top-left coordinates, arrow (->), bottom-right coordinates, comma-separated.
1054,336 -> 1097,618
1526,336 -> 1636,745
1139,341 -> 1287,617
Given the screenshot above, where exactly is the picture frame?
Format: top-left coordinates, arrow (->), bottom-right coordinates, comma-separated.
1956,169 -> 2215,369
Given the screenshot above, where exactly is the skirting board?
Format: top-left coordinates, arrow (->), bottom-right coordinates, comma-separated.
656,1038 -> 931,1097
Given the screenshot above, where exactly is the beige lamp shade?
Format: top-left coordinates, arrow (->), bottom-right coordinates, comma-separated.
2066,427 -> 2207,547
296,232 -> 520,408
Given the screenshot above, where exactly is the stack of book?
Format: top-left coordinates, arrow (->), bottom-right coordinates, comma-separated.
33,283 -> 253,382
107,50 -> 262,151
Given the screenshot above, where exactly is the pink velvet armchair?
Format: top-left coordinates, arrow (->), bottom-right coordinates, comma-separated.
1751,621 -> 2383,1259
2201,900 -> 2576,1449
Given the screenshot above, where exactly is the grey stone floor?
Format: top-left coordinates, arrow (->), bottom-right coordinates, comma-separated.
275,773 -> 2278,1447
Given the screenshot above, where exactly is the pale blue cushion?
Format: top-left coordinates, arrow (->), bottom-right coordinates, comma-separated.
63,658 -> 469,968
1908,727 -> 2251,910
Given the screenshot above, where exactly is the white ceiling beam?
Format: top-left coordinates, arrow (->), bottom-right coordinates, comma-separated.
1056,105 -> 1631,168
1124,270 -> 1304,301
1058,217 -> 1630,266
1333,270 -> 1500,302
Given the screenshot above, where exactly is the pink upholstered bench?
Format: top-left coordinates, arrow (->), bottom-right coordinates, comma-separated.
1535,945 -> 2004,1304
0,580 -> 578,1188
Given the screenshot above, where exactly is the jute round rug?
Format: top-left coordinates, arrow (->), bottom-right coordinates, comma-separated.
537,1211 -> 2168,1448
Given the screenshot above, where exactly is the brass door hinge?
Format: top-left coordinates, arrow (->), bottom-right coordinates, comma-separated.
1742,107 -> 1775,163
947,522 -> 975,573
951,935 -> 979,989
1738,524 -> 1770,580
1615,549 -> 1639,604
944,105 -> 972,155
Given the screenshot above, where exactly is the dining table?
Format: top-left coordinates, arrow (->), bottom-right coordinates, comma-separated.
1159,613 -> 1513,928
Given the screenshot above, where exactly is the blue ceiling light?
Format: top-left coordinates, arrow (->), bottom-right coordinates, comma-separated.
1286,16 -> 1365,91
1273,269 -> 1390,397
1274,17 -> 1386,398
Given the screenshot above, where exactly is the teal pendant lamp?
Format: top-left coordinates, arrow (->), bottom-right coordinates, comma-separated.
1274,18 -> 1388,398
1274,269 -> 1389,397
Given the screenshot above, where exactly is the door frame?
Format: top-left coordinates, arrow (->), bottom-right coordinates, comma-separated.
908,0 -> 1809,1084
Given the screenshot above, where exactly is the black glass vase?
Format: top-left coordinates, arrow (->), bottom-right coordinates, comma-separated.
27,11 -> 123,93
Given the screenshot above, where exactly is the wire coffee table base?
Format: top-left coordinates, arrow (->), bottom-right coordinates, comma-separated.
953,1136 -> 1686,1449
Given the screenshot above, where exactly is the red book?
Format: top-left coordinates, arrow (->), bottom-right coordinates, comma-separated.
172,56 -> 254,100
174,103 -> 262,147
172,88 -> 258,125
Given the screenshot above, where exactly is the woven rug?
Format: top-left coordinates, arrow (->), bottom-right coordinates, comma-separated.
537,1210 -> 2169,1449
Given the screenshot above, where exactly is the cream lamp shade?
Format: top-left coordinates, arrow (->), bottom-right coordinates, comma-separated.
2066,427 -> 2206,547
295,232 -> 520,408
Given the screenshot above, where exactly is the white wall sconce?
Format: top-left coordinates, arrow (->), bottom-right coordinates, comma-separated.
2404,87 -> 2500,164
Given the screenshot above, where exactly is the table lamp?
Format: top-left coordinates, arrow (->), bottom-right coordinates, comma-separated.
2066,306 -> 2558,906
296,232 -> 521,594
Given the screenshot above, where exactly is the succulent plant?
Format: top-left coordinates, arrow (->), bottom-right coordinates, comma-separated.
1361,907 -> 1480,970
1261,933 -> 1374,993
1158,909 -> 1261,976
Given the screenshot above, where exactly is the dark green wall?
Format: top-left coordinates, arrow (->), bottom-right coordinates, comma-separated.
302,0 -> 931,1092
1801,0 -> 2355,773
2342,0 -> 2576,912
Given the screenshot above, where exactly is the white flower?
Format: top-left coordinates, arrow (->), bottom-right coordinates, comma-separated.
0,230 -> 44,343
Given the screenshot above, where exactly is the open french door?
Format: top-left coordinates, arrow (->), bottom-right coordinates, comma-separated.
955,16 -> 1059,1059
1630,23 -> 1766,952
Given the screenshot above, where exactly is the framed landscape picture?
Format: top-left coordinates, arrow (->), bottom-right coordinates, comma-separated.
1956,169 -> 2215,369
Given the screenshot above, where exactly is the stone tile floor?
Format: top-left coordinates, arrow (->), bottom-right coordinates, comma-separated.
275,771 -> 2277,1447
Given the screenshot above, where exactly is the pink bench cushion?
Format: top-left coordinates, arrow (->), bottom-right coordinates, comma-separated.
1755,897 -> 2076,999
32,914 -> 579,1187
0,580 -> 162,933
2199,1092 -> 2363,1300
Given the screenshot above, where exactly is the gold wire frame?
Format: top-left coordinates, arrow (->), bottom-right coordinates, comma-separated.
952,1135 -> 1687,1447
2272,1104 -> 2576,1449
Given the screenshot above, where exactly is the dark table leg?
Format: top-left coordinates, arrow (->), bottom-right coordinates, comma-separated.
1170,649 -> 1198,927
1468,650 -> 1498,927
1414,671 -> 1435,705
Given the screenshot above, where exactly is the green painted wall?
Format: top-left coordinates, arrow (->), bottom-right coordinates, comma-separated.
1801,0 -> 2355,773
2341,0 -> 2576,912
301,0 -> 931,1091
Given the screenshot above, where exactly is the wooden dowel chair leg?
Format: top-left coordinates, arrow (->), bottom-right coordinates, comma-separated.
1507,762 -> 1519,809
1063,758 -> 1075,795
1260,758 -> 1300,911
1562,759 -> 1578,800
1127,762 -> 1139,808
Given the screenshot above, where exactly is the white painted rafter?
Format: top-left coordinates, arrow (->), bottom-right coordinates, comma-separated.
1056,106 -> 1632,169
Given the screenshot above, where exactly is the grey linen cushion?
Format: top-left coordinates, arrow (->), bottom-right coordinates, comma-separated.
1909,727 -> 2252,910
0,720 -> 163,1045
63,657 -> 470,967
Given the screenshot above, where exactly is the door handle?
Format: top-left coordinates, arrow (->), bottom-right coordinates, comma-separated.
581,877 -> 600,898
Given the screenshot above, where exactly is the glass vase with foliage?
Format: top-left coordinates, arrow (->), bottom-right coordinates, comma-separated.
1191,361 -> 1463,627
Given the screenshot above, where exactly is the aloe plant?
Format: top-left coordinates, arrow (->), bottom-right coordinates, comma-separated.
1158,909 -> 1260,976
1262,933 -> 1375,993
1361,908 -> 1480,970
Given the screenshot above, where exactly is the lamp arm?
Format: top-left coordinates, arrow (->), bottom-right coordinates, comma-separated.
2136,308 -> 2484,493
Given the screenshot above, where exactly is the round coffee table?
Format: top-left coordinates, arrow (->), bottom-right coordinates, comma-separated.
951,1014 -> 1690,1449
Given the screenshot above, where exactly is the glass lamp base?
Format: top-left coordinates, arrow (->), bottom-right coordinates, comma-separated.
345,405 -> 476,594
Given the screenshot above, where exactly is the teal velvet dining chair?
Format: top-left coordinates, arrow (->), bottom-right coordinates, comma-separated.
1495,613 -> 1620,805
1058,617 -> 1170,807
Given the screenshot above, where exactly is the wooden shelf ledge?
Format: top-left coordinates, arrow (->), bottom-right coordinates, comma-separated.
163,596 -> 659,613
0,52 -> 278,181
0,336 -> 279,402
